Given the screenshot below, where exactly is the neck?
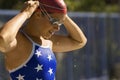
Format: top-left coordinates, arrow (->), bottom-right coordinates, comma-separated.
23,14 -> 44,38
23,23 -> 40,38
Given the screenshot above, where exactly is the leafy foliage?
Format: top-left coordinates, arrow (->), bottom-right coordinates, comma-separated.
0,0 -> 120,12
0,0 -> 25,10
64,0 -> 120,12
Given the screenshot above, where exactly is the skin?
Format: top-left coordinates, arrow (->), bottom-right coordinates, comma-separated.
0,0 -> 87,73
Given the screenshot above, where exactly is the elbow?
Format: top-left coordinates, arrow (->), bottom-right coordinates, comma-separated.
81,38 -> 87,48
0,34 -> 16,53
0,36 -> 8,52
0,47 -> 9,53
77,37 -> 87,49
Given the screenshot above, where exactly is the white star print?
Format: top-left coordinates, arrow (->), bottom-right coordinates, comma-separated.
47,54 -> 52,61
54,77 -> 56,80
48,68 -> 53,75
16,74 -> 25,80
35,64 -> 43,72
36,78 -> 43,80
35,50 -> 42,57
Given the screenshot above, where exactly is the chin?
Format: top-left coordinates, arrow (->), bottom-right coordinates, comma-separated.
43,36 -> 51,39
43,33 -> 53,39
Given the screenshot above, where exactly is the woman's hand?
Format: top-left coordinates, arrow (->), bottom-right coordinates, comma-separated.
21,0 -> 39,18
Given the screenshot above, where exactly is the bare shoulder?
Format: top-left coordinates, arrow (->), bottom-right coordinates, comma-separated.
5,32 -> 33,70
16,32 -> 33,51
6,32 -> 33,54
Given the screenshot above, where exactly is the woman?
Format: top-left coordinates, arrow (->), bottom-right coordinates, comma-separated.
0,0 -> 87,80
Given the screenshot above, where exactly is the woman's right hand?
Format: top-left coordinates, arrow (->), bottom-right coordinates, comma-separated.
21,0 -> 39,18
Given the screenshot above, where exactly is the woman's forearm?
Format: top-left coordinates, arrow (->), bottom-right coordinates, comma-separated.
0,0 -> 39,43
0,12 -> 29,52
63,15 -> 87,45
0,12 -> 28,42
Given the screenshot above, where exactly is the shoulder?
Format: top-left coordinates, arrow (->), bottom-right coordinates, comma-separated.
41,38 -> 53,49
3,31 -> 32,53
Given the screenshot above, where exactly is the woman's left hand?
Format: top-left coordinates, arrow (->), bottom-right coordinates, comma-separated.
21,0 -> 39,18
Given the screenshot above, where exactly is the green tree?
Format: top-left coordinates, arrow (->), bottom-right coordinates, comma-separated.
0,0 -> 25,10
0,0 -> 119,12
65,0 -> 106,12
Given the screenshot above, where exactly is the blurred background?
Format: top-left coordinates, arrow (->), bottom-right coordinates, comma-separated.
0,0 -> 120,80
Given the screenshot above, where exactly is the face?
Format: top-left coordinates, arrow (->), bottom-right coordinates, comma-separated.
34,10 -> 66,39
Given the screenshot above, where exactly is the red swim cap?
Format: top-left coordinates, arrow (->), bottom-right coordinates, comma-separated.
38,0 -> 67,14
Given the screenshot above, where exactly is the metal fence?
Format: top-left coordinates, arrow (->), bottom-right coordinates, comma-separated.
0,10 -> 120,80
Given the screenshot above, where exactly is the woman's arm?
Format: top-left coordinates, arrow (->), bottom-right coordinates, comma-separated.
52,15 -> 87,52
63,15 -> 87,47
0,0 -> 39,52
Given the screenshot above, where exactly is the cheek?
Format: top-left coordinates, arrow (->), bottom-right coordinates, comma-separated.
39,18 -> 50,26
38,18 -> 53,31
39,21 -> 53,30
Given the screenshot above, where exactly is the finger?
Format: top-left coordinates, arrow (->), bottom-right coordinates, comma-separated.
34,1 -> 39,6
27,0 -> 39,6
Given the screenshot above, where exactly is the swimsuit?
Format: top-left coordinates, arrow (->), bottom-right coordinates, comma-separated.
9,32 -> 57,80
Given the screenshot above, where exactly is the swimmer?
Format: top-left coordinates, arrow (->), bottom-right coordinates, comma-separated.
0,0 -> 87,80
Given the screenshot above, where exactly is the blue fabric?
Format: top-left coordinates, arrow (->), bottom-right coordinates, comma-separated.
10,43 -> 57,80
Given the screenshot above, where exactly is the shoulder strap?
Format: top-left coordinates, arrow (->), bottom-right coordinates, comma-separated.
20,30 -> 34,43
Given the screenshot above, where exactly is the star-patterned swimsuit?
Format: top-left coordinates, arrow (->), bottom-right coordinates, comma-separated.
9,31 -> 57,80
